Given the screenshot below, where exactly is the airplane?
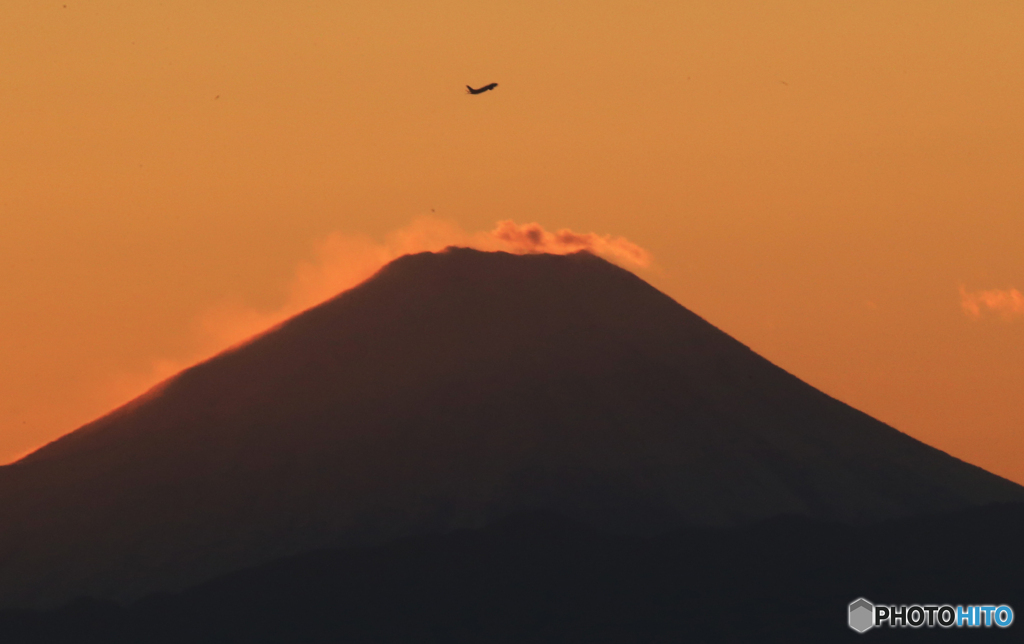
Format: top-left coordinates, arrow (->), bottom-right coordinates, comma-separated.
466,83 -> 498,95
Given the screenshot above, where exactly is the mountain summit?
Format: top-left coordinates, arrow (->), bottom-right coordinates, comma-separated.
1,248 -> 1021,608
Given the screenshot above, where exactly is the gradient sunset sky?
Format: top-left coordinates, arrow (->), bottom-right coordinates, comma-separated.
2,1 -> 1022,484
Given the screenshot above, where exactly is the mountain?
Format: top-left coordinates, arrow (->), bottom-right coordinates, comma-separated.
5,504 -> 1024,643
0,248 -> 1021,609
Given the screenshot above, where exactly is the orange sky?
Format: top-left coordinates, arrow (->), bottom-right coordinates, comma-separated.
2,1 -> 1022,484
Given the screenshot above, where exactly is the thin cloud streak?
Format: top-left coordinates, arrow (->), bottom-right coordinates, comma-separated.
959,285 -> 1024,320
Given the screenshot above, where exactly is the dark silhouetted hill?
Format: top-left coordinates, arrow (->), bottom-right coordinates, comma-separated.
1,248 -> 1021,609
3,503 -> 1023,643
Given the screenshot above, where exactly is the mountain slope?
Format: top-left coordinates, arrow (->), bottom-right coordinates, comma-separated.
1,248 -> 1021,608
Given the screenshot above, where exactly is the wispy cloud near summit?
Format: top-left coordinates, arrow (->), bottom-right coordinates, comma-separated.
193,217 -> 653,353
196,218 -> 650,354
102,218 -> 651,414
490,220 -> 652,267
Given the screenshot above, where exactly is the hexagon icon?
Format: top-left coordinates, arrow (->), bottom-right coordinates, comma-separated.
849,598 -> 875,633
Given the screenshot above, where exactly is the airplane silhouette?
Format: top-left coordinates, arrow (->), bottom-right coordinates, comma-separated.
466,83 -> 498,95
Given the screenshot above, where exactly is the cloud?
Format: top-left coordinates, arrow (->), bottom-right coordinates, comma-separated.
196,217 -> 475,352
7,217 -> 649,464
105,218 -> 651,407
959,285 -> 1024,320
198,218 -> 650,352
490,220 -> 652,267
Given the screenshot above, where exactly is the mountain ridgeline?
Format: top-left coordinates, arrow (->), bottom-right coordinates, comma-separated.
0,248 -> 1021,609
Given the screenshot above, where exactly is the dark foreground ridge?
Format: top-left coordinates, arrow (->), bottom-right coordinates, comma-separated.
4,503 -> 1023,643
1,248 -> 1022,608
